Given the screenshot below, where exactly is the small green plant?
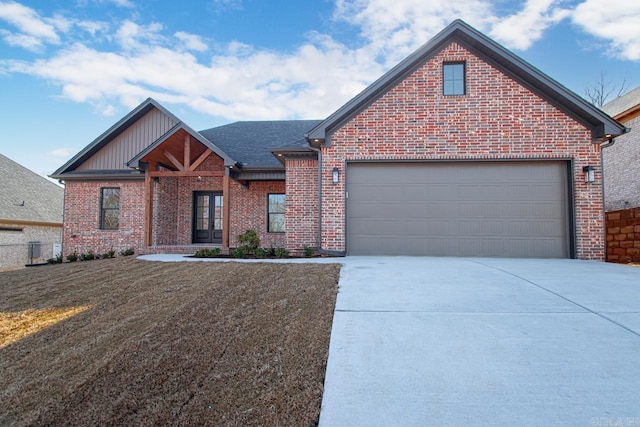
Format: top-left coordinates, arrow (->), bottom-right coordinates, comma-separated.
237,229 -> 260,255
194,248 -> 221,258
274,247 -> 289,258
119,248 -> 135,256
267,247 -> 276,257
232,247 -> 246,258
303,246 -> 315,258
102,249 -> 116,259
66,251 -> 79,262
254,247 -> 267,258
80,250 -> 97,261
47,254 -> 63,264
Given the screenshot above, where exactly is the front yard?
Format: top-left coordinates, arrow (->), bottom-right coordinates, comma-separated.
0,257 -> 340,426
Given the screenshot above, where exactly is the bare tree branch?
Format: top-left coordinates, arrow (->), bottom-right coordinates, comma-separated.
584,71 -> 630,107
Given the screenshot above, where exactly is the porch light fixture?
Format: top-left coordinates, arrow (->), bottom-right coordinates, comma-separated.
583,165 -> 596,183
332,167 -> 339,184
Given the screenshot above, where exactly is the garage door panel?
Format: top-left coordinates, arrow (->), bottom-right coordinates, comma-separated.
346,162 -> 569,257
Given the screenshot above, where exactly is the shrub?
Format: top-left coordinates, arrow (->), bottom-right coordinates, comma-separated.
232,247 -> 246,258
274,247 -> 289,258
303,246 -> 315,258
237,229 -> 260,255
119,248 -> 135,256
194,248 -> 221,258
47,254 -> 63,264
66,251 -> 78,262
254,247 -> 267,258
102,249 -> 116,259
80,250 -> 97,261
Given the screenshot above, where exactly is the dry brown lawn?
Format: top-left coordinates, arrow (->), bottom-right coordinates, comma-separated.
0,257 -> 340,426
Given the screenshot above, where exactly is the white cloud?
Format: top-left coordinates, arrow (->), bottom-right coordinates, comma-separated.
2,0 -> 638,127
490,0 -> 571,50
114,20 -> 164,51
333,0 -> 496,66
48,148 -> 74,157
174,31 -> 208,52
572,0 -> 640,60
0,1 -> 60,49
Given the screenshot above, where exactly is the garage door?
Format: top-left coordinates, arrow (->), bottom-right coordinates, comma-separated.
346,162 -> 570,257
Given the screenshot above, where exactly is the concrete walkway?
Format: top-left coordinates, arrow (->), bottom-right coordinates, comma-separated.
140,254 -> 640,426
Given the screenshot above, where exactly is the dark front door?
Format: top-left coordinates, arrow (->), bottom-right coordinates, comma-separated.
193,191 -> 223,243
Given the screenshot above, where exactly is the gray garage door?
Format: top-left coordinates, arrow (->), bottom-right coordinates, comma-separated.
346,162 -> 570,257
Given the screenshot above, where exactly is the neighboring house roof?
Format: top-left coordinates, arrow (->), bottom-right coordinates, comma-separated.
0,154 -> 64,224
307,19 -> 626,144
199,120 -> 322,167
602,85 -> 640,122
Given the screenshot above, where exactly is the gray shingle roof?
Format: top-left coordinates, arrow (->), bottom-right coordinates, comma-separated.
602,85 -> 640,118
199,120 -> 322,167
0,154 -> 64,224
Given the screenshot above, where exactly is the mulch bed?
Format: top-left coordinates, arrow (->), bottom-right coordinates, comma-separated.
0,257 -> 340,426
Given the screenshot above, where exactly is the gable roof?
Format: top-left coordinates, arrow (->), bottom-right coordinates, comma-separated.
307,19 -> 626,144
127,122 -> 236,169
0,154 -> 64,224
51,98 -> 182,179
602,85 -> 640,122
199,120 -> 322,167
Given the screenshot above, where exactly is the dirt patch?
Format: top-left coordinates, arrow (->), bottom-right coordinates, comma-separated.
0,305 -> 91,349
0,257 -> 340,426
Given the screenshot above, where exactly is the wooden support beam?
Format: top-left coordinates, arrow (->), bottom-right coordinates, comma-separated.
184,135 -> 191,171
222,174 -> 230,249
189,149 -> 213,171
149,170 -> 224,178
144,171 -> 154,247
164,150 -> 184,171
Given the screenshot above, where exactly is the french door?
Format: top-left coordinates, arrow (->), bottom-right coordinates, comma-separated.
192,191 -> 223,243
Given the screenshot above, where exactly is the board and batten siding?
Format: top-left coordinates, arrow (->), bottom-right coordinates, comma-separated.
77,109 -> 177,170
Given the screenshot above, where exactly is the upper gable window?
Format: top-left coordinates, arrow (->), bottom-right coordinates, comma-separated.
443,62 -> 465,96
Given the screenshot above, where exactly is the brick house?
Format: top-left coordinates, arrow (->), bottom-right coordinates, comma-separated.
1,154 -> 63,271
52,20 -> 624,260
602,85 -> 640,263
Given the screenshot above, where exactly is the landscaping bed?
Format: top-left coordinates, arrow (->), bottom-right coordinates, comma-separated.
0,257 -> 340,426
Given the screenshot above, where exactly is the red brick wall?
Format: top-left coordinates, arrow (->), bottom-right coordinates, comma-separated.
321,42 -> 604,260
229,180 -> 286,249
64,150 -> 286,253
63,180 -> 145,256
606,208 -> 640,263
285,159 -> 319,253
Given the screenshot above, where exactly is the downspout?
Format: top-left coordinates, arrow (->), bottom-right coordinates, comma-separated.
308,145 -> 323,251
600,137 -> 616,262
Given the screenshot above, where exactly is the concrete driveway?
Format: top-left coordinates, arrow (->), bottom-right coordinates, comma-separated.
319,257 -> 640,427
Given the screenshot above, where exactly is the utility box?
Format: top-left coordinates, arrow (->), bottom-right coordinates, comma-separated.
53,243 -> 62,258
28,241 -> 41,263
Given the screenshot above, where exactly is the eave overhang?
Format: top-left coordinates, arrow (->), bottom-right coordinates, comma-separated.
228,165 -> 285,181
306,19 -> 626,146
269,147 -> 318,166
52,169 -> 145,181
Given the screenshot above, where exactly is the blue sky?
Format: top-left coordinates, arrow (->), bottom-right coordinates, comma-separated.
0,0 -> 639,180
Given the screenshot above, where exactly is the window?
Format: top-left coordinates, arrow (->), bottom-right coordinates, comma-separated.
100,188 -> 120,230
443,62 -> 465,95
267,194 -> 285,233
